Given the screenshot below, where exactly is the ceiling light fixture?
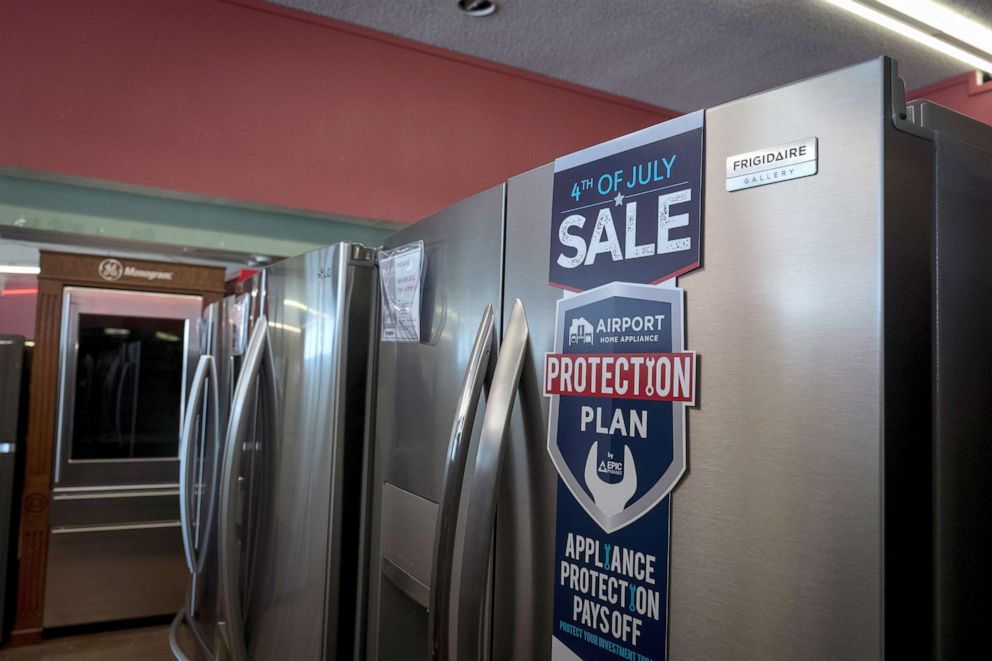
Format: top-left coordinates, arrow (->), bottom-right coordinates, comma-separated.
458,0 -> 497,18
823,0 -> 992,74
0,265 -> 40,275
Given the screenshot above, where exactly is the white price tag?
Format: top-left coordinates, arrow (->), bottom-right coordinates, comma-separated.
379,241 -> 425,343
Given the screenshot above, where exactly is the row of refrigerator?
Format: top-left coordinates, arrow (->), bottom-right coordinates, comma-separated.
170,59 -> 992,660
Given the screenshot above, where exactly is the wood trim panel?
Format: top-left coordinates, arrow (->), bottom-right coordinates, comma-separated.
11,282 -> 61,638
10,252 -> 225,641
39,252 -> 225,294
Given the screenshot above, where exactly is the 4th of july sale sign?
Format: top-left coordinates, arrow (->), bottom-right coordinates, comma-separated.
548,111 -> 704,292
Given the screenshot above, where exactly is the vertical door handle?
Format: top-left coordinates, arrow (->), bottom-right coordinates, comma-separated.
450,299 -> 529,661
168,608 -> 192,661
218,315 -> 275,661
178,354 -> 219,576
429,304 -> 495,661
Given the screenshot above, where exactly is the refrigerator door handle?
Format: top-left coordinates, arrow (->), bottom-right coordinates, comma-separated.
178,354 -> 216,575
450,299 -> 529,661
218,315 -> 274,661
429,304 -> 496,661
168,608 -> 192,661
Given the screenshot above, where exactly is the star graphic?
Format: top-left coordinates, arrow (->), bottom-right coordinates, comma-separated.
613,192 -> 625,206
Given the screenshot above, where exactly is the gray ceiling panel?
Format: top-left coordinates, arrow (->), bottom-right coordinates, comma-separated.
269,0 -> 991,112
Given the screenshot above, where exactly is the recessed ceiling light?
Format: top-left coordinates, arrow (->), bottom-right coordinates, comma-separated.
458,0 -> 497,18
823,0 -> 992,74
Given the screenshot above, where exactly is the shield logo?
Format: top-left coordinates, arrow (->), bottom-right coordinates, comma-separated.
545,281 -> 693,533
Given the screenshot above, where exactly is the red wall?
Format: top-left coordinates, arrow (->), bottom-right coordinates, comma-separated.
909,72 -> 992,126
0,0 -> 676,224
0,276 -> 38,339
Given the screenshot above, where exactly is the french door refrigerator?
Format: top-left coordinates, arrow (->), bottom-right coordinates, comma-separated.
171,291 -> 252,660
48,287 -> 200,627
366,58 -> 992,661
204,243 -> 377,661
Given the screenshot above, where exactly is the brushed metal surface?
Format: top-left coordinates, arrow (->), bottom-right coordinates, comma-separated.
452,299 -> 528,661
496,61 -> 898,661
382,558 -> 430,609
381,481 -> 439,592
496,163 -> 563,661
368,186 -> 505,660
179,355 -> 218,576
668,60 -> 887,659
430,305 -> 494,661
49,489 -> 179,527
181,296 -> 243,661
217,314 -> 272,661
222,244 -> 375,661
377,185 -> 505,503
42,523 -> 187,627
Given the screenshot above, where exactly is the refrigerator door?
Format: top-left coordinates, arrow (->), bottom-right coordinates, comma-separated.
47,286 -> 201,628
172,298 -> 238,661
54,287 -> 202,488
218,244 -> 375,661
916,102 -> 992,659
0,335 -> 24,644
498,60 -> 932,659
367,185 -> 505,661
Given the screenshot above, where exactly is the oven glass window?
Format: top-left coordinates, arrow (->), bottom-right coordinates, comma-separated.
71,313 -> 185,460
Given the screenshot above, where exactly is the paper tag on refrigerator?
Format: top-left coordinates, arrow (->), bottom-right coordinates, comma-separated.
378,241 -> 425,343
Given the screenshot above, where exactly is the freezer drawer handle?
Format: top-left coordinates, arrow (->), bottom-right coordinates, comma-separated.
179,354 -> 220,576
450,299 -> 528,661
218,315 -> 275,661
429,304 -> 496,661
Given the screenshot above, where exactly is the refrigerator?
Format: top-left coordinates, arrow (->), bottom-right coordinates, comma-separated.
0,335 -> 24,643
171,291 -> 252,660
46,287 -> 200,627
173,242 -> 378,661
363,57 -> 992,661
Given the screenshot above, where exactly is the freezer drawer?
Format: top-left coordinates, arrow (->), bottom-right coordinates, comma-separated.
49,489 -> 179,527
43,522 -> 187,627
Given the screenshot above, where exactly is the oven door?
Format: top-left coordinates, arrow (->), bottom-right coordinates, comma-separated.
54,287 -> 203,489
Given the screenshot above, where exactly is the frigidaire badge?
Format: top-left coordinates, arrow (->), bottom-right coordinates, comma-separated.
549,112 -> 704,291
545,281 -> 695,660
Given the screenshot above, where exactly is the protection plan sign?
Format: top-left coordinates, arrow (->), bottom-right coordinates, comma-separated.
546,283 -> 694,661
545,113 -> 701,661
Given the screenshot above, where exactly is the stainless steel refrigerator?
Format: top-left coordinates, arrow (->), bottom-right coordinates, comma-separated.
175,243 -> 377,661
47,287 -> 200,627
0,335 -> 24,643
171,291 -> 252,660
364,58 -> 992,660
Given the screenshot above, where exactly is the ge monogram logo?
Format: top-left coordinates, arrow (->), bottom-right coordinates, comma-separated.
98,258 -> 123,281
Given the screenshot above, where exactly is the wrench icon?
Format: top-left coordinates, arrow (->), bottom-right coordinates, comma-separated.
584,442 -> 637,516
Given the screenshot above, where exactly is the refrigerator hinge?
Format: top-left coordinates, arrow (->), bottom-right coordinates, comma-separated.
349,243 -> 378,266
887,57 -> 931,140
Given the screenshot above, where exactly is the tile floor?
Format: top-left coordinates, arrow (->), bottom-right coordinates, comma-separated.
0,625 -> 176,661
